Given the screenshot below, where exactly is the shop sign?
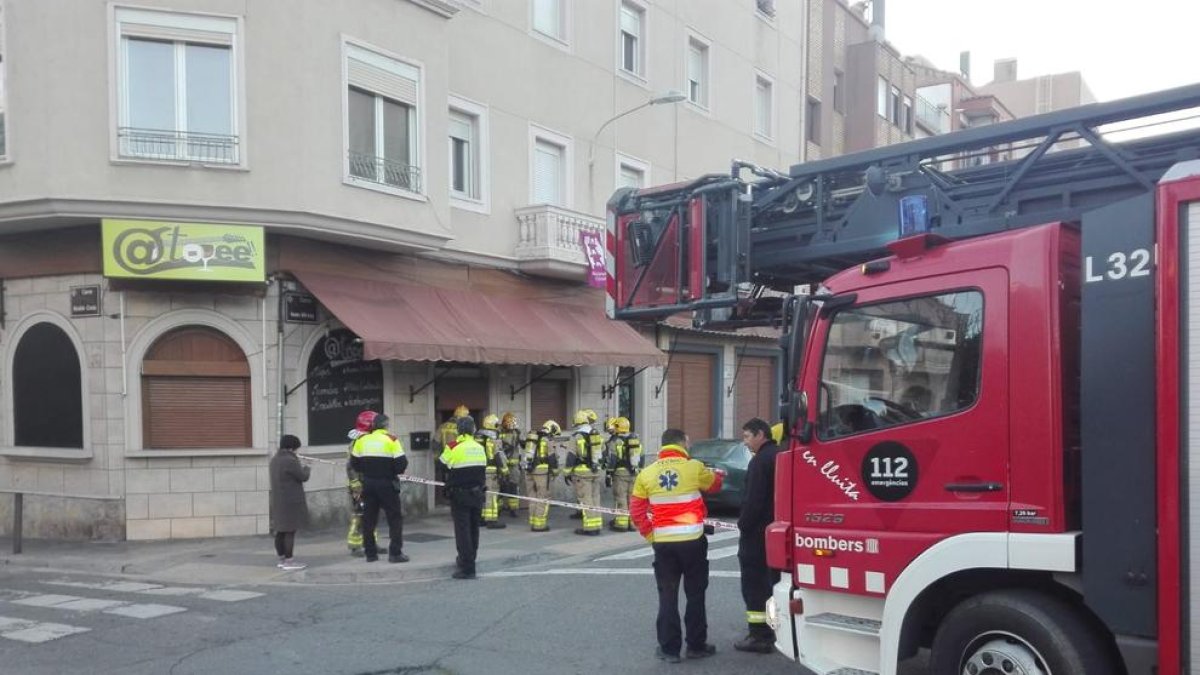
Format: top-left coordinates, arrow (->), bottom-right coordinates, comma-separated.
70,285 -> 102,317
102,219 -> 265,282
284,293 -> 318,323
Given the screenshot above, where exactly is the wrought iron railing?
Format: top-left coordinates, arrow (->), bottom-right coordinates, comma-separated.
117,127 -> 239,164
348,151 -> 422,193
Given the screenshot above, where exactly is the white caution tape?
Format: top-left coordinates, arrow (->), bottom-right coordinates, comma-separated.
297,453 -> 740,532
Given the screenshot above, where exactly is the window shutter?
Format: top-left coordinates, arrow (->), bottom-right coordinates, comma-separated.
448,113 -> 472,142
530,380 -> 568,433
620,5 -> 640,38
144,377 -> 251,448
347,46 -> 418,106
533,140 -> 563,205
667,352 -> 715,440
688,45 -> 703,84
735,356 -> 776,429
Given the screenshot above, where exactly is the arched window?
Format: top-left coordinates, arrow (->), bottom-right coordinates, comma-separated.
13,323 -> 83,448
142,326 -> 250,449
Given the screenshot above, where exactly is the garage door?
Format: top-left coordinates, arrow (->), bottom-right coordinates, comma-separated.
667,352 -> 716,440
530,379 -> 568,431
735,355 -> 777,429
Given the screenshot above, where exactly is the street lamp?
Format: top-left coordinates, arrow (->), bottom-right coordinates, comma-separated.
587,90 -> 686,209
588,90 -> 687,168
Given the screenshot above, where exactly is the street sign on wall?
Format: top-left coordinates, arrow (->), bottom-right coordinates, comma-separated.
102,219 -> 266,282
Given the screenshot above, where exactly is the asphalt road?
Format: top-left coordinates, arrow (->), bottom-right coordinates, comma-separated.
0,529 -> 927,675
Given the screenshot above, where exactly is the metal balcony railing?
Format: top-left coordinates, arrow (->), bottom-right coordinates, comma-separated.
514,204 -> 605,280
348,151 -> 423,193
117,127 -> 240,164
914,95 -> 951,135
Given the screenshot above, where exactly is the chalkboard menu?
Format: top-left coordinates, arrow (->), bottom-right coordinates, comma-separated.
306,329 -> 384,446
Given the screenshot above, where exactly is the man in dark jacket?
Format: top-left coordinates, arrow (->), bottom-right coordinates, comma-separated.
734,418 -> 782,653
439,416 -> 488,579
350,411 -> 409,563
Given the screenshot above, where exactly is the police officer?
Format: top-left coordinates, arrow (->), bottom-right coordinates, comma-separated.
476,414 -> 508,530
524,420 -> 560,532
498,413 -> 523,517
567,410 -> 603,535
441,416 -> 489,580
349,411 -> 409,563
734,418 -> 782,653
630,429 -> 724,663
606,416 -> 643,532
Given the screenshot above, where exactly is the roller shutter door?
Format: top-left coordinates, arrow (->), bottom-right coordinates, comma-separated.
735,356 -> 777,428
667,352 -> 715,440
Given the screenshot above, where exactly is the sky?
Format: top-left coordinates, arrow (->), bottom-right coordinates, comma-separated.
883,0 -> 1200,102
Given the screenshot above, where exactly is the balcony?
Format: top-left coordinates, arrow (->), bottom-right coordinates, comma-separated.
914,96 -> 951,135
348,151 -> 423,193
514,204 -> 604,280
118,127 -> 240,165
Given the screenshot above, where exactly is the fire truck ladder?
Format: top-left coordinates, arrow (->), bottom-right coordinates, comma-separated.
609,83 -> 1200,326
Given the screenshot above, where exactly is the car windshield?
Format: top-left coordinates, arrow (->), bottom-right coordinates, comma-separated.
687,440 -> 743,463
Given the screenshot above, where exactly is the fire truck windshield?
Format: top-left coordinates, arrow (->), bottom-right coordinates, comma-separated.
816,290 -> 984,440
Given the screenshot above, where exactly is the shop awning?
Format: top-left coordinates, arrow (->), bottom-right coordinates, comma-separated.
294,271 -> 666,368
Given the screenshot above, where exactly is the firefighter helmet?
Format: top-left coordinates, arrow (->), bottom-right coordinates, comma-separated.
356,410 -> 381,433
453,405 -> 470,418
603,416 -> 617,434
541,420 -> 561,436
613,417 -> 631,435
482,413 -> 500,430
583,409 -> 599,424
501,412 -> 519,431
572,409 -> 590,426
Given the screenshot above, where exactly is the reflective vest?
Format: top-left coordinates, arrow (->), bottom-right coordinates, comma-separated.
440,434 -> 488,489
630,445 -> 723,543
350,429 -> 407,480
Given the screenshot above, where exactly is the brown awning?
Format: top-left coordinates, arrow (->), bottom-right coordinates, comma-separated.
295,271 -> 666,368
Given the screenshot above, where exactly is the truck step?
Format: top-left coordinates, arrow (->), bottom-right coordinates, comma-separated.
805,612 -> 882,636
827,669 -> 878,675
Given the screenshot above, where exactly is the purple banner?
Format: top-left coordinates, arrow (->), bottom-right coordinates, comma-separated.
580,230 -> 606,288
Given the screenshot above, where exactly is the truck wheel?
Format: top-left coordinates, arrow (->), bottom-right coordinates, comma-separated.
929,590 -> 1115,675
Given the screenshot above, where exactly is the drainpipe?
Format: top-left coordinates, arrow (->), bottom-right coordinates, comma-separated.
275,276 -> 285,442
799,0 -> 811,163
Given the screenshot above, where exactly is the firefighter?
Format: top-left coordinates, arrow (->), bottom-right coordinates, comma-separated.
344,415 -> 373,556
607,416 -> 643,532
584,409 -> 607,514
476,413 -> 508,529
438,405 -> 471,450
349,410 -> 409,563
567,409 -> 603,535
440,416 -> 488,580
734,418 -> 783,653
498,412 -> 523,517
524,420 -> 559,532
630,428 -> 724,662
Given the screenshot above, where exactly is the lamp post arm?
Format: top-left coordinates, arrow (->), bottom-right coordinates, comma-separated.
588,101 -> 652,166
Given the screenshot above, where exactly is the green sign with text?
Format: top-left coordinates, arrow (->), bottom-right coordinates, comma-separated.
102,219 -> 265,281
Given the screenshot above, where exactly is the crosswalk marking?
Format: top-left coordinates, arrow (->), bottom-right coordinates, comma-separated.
44,580 -> 264,602
707,546 -> 740,560
593,529 -> 741,562
0,616 -> 90,643
105,604 -> 187,619
54,598 -> 127,612
12,594 -> 78,608
5,591 -> 187,621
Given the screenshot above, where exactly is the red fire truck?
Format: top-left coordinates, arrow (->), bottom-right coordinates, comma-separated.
607,83 -> 1200,674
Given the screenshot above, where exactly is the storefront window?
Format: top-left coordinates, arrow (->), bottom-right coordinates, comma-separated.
13,323 -> 83,448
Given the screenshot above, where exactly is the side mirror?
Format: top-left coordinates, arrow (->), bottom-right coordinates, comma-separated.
627,220 -> 655,267
797,391 -> 813,444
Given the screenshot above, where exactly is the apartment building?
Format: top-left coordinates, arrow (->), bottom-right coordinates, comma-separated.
0,0 -> 802,540
908,54 -> 1015,167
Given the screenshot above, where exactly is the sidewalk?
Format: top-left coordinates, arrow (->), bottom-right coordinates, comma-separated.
0,508 -> 643,587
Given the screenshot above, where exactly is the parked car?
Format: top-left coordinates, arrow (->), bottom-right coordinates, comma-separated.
687,439 -> 752,510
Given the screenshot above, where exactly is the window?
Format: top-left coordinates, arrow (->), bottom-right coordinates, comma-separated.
619,2 -> 645,78
530,124 -> 572,207
755,74 -> 774,139
142,326 -> 250,449
891,86 -> 902,126
877,76 -> 888,118
817,291 -> 984,440
448,95 -> 489,211
12,323 -> 83,448
532,0 -> 567,43
902,95 -> 914,134
617,366 -> 636,426
806,97 -> 821,144
833,70 -> 845,114
115,8 -> 240,164
344,42 -> 422,194
306,329 -> 383,447
616,153 -> 649,189
686,37 -> 710,108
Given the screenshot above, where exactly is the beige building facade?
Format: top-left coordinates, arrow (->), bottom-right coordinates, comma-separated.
0,0 -> 796,540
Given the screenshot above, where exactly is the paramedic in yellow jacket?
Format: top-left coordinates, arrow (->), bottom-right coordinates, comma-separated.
475,414 -> 508,529
606,416 -> 643,531
567,409 -> 603,535
498,413 -> 523,517
524,420 -> 560,531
